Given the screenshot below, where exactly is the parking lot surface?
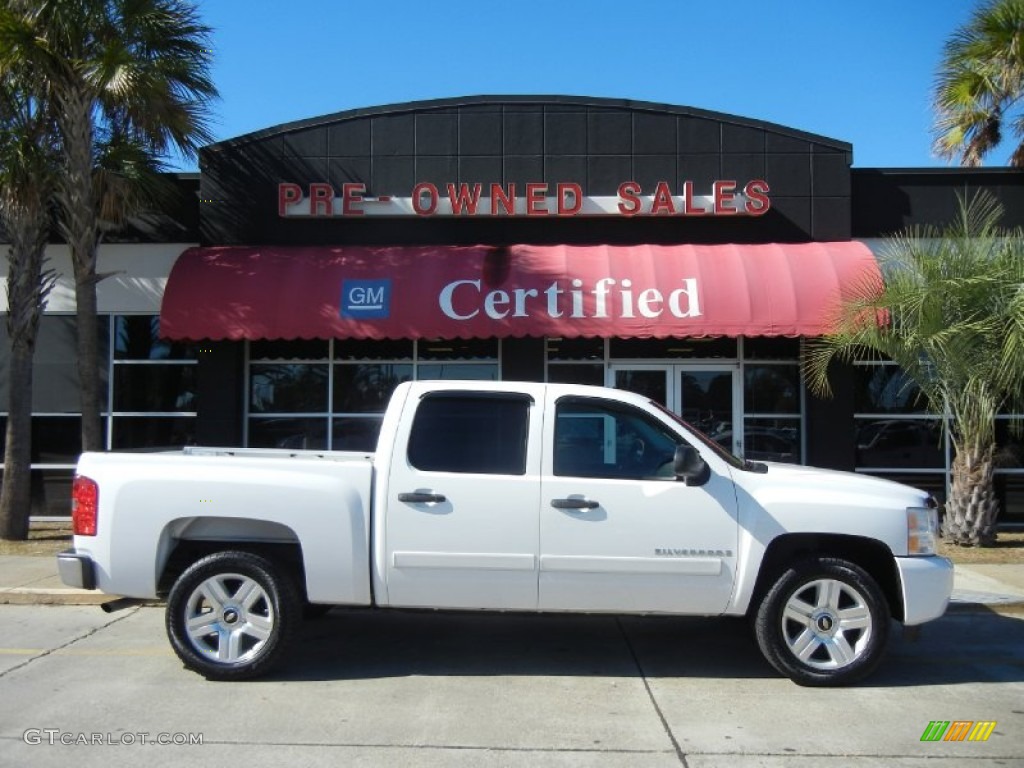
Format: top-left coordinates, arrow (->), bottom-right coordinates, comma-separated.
0,604 -> 1022,767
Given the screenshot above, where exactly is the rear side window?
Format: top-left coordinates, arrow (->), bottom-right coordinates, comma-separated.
407,393 -> 531,475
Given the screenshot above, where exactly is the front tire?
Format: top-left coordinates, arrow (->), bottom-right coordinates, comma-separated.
166,551 -> 299,681
754,557 -> 890,686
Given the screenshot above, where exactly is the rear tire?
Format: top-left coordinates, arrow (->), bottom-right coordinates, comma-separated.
754,557 -> 889,686
166,550 -> 299,681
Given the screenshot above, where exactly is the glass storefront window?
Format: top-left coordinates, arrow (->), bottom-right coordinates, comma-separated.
610,337 -> 737,359
743,418 -> 801,464
248,417 -> 327,450
995,419 -> 1024,469
335,339 -> 413,361
245,338 -> 500,451
31,417 -> 85,464
547,364 -> 604,385
546,338 -> 604,361
853,364 -> 929,414
744,365 -> 799,414
250,339 -> 329,360
334,364 -> 413,412
743,337 -> 800,360
332,417 -> 384,452
118,316 -> 196,360
855,417 -> 945,468
418,338 -> 498,360
112,417 -> 196,449
416,363 -> 498,380
249,364 -> 328,413
114,365 -> 197,412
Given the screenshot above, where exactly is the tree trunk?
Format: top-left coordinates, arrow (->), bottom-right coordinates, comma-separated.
0,341 -> 35,540
73,268 -> 103,451
0,213 -> 51,541
56,86 -> 104,452
943,445 -> 998,546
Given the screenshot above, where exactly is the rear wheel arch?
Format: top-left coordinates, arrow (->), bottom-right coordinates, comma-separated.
156,517 -> 307,601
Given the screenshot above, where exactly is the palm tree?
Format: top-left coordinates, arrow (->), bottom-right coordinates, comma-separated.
933,0 -> 1024,166
804,193 -> 1024,546
0,0 -> 216,451
0,71 -> 58,540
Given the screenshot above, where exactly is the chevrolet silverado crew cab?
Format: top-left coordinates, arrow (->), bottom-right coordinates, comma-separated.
58,380 -> 952,686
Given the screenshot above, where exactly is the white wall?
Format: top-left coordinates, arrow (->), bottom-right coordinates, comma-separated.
0,243 -> 192,314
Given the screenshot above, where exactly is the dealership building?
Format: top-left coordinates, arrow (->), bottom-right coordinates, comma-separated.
2,96 -> 1023,520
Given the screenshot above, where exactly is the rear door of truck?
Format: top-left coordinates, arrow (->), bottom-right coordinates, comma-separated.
380,388 -> 542,610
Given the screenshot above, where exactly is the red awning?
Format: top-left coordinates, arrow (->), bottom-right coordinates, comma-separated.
159,242 -> 880,340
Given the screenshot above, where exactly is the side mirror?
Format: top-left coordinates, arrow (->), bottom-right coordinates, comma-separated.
673,444 -> 710,486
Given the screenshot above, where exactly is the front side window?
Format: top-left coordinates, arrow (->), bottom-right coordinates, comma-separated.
555,397 -> 681,479
407,393 -> 530,475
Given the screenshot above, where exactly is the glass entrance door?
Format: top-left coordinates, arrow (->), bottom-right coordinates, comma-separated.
610,364 -> 742,455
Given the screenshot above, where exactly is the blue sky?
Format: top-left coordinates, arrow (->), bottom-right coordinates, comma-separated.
187,0 -> 987,171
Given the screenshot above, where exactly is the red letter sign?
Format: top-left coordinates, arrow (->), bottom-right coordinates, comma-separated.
278,183 -> 302,217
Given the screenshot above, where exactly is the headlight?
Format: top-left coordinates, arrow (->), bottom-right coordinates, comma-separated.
907,506 -> 939,556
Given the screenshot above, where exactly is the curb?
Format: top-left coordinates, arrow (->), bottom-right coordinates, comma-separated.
0,588 -> 112,606
947,599 -> 1024,615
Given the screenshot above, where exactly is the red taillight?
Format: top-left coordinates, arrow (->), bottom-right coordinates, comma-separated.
72,476 -> 98,536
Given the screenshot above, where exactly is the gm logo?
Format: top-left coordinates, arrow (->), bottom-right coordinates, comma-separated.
341,279 -> 391,319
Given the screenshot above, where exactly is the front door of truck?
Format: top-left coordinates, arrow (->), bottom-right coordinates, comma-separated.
383,390 -> 541,610
538,391 -> 739,614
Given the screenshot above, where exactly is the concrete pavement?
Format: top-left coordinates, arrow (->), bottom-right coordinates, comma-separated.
1,553 -> 1023,612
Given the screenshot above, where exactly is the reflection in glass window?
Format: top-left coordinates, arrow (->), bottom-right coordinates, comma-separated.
416,363 -> 497,381
332,417 -> 383,452
31,417 -> 86,464
112,417 -> 196,449
548,364 -> 604,385
854,365 -> 928,414
418,339 -> 498,360
249,339 -> 329,361
114,365 -> 197,411
743,337 -> 800,360
610,337 -> 737,359
744,365 -> 799,413
742,418 -> 801,464
249,365 -> 328,413
855,418 -> 945,468
995,419 -> 1024,469
118,316 -> 196,360
614,370 -> 667,406
248,418 -> 327,450
546,337 -> 604,361
334,364 -> 413,412
335,339 -> 413,361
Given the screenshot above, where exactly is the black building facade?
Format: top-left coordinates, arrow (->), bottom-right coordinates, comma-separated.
3,96 -> 1023,519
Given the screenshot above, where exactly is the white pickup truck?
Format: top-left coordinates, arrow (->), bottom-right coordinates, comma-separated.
58,380 -> 952,686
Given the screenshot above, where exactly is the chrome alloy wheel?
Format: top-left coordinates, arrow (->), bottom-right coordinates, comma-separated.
780,578 -> 873,670
183,573 -> 275,665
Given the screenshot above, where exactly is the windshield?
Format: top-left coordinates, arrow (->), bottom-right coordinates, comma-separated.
649,400 -> 748,471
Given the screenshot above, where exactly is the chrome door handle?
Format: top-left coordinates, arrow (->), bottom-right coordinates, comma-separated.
398,492 -> 447,503
550,498 -> 599,510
